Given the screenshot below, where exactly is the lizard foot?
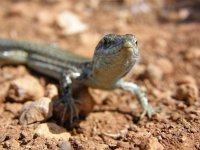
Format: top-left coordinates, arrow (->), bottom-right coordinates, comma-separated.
140,104 -> 160,119
54,96 -> 79,127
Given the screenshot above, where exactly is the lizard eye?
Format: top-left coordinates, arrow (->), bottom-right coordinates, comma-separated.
135,41 -> 138,46
102,37 -> 111,48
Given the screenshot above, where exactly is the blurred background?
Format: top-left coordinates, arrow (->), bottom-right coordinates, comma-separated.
1,0 -> 199,83
1,0 -> 200,54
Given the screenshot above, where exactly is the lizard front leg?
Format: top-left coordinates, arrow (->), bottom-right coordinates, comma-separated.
116,80 -> 156,118
57,71 -> 80,126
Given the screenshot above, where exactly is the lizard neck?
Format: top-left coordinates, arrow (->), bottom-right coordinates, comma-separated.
84,51 -> 137,90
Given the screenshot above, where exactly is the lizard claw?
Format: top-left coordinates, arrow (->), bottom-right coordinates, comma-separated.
140,104 -> 160,119
54,96 -> 79,127
61,97 -> 79,126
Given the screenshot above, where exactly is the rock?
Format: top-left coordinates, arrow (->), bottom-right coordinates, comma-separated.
145,137 -> 164,150
38,26 -> 54,36
8,75 -> 44,102
155,38 -> 167,48
160,8 -> 190,22
0,106 -> 3,115
56,11 -> 88,35
36,10 -> 55,25
19,97 -> 53,124
53,87 -> 95,125
34,123 -> 71,140
135,131 -> 151,139
45,0 -> 60,3
0,82 -> 10,102
45,84 -> 59,99
96,144 -> 109,149
60,140 -> 72,150
156,58 -> 174,74
19,131 -> 33,144
195,143 -> 200,149
7,3 -> 27,17
178,8 -> 190,21
176,75 -> 196,85
2,139 -> 20,150
185,47 -> 200,60
0,66 -> 29,103
174,83 -> 198,106
131,2 -> 151,15
0,66 -> 27,81
89,88 -> 109,105
145,64 -> 163,80
179,135 -> 187,143
4,103 -> 23,116
132,64 -> 146,77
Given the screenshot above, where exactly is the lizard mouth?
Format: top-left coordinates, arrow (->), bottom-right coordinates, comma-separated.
122,40 -> 138,55
122,46 -> 139,58
123,41 -> 134,48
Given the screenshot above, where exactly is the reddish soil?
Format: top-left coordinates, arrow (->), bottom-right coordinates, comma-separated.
0,0 -> 199,150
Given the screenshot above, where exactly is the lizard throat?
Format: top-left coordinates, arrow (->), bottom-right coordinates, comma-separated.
88,52 -> 137,90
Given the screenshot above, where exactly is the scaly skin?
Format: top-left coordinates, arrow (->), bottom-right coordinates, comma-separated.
0,34 -> 156,126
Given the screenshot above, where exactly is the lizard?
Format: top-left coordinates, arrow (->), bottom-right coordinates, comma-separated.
0,34 -> 156,126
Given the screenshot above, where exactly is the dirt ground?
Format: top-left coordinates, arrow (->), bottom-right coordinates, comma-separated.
0,0 -> 200,150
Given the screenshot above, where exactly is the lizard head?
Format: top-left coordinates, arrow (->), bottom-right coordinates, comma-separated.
91,34 -> 139,89
95,34 -> 138,56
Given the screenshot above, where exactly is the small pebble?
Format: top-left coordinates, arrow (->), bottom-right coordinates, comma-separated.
185,47 -> 200,60
146,137 -> 164,150
156,58 -> 174,74
5,103 -> 23,116
174,83 -> 198,106
155,38 -> 167,48
36,10 -> 55,25
19,97 -> 53,124
56,11 -> 88,35
145,64 -> 163,80
132,64 -> 146,77
34,123 -> 71,140
176,75 -> 196,85
8,75 -> 44,102
0,82 -> 10,102
3,139 -> 20,149
179,135 -> 187,143
45,84 -> 58,99
6,3 -> 27,16
60,140 -> 72,150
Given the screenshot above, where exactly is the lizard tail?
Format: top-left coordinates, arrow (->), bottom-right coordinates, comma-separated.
0,50 -> 28,65
0,38 -> 29,65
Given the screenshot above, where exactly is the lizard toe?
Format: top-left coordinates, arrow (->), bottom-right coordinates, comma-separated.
55,95 -> 79,127
140,104 -> 159,119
